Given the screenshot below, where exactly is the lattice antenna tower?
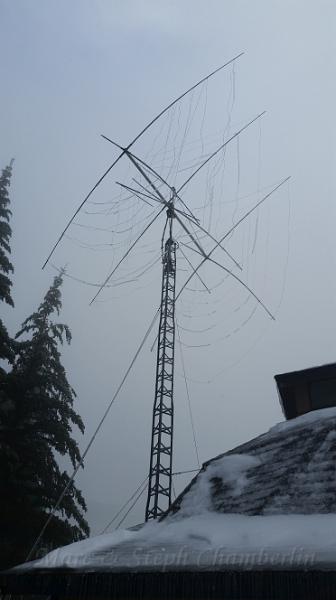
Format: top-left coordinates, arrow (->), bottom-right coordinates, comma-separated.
146,190 -> 177,519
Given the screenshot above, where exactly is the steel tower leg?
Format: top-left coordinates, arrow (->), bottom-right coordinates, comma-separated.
145,232 -> 177,521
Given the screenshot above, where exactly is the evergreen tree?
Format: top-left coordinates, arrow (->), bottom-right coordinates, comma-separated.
0,160 -> 14,366
0,160 -> 14,307
0,272 -> 89,568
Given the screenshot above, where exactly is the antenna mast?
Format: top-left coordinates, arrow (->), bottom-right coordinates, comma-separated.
145,190 -> 177,520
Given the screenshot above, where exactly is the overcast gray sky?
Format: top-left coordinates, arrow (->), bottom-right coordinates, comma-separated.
1,0 -> 336,534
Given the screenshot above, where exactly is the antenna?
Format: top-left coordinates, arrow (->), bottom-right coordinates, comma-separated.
88,144 -> 287,521
42,58 -> 290,527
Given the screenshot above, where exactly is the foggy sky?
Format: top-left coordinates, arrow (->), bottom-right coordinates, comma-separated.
1,0 -> 336,534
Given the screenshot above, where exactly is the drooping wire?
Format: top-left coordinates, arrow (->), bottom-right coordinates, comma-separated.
177,113 -> 265,195
175,177 -> 291,308
178,181 -> 292,382
172,468 -> 199,476
232,135 -> 241,227
179,241 -> 275,320
276,179 -> 291,310
115,483 -> 148,530
101,476 -> 148,534
90,206 -> 166,304
199,80 -> 208,157
252,119 -> 263,254
178,244 -> 210,294
42,53 -> 244,269
100,467 -> 201,534
173,89 -> 196,183
176,317 -> 200,468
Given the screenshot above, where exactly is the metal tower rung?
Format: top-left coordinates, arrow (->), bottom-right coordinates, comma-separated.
153,424 -> 172,434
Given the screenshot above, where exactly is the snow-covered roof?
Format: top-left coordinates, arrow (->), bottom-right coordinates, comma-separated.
168,406 -> 336,518
11,408 -> 336,574
18,513 -> 336,572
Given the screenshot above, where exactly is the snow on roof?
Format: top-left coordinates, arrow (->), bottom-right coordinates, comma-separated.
19,408 -> 336,572
169,407 -> 336,518
21,513 -> 336,571
270,406 -> 336,434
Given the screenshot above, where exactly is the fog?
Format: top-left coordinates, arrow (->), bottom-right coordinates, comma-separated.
1,0 -> 336,534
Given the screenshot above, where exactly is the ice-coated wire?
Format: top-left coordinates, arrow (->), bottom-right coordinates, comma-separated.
90,206 -> 166,304
116,483 -> 148,529
101,476 -> 148,534
42,53 -> 244,269
180,242 -> 275,320
178,245 -> 210,293
177,112 -> 266,194
177,318 -> 200,469
176,178 -> 291,306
